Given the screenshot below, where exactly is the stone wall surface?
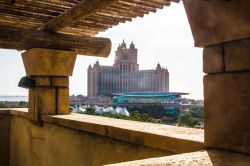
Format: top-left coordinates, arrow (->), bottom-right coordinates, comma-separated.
203,38 -> 250,74
105,150 -> 250,166
224,38 -> 250,72
183,0 -> 250,47
204,72 -> 250,154
203,44 -> 224,74
203,34 -> 250,154
0,114 -> 10,166
9,116 -> 171,166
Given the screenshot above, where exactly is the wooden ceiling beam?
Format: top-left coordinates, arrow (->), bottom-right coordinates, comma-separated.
91,13 -> 127,23
0,25 -> 111,57
117,1 -> 157,12
104,7 -> 145,18
81,17 -> 119,27
40,0 -> 119,32
123,0 -> 164,9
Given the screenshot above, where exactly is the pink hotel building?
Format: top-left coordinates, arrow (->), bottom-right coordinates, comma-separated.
87,40 -> 169,97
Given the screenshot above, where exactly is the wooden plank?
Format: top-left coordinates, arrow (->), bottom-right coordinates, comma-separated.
0,25 -> 111,57
41,0 -> 119,32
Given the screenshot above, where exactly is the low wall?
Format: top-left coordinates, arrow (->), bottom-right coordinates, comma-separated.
9,116 -> 170,166
0,109 -> 205,166
0,110 -> 10,166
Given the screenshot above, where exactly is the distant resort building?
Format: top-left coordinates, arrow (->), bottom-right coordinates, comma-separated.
87,40 -> 169,97
112,92 -> 188,105
111,92 -> 189,117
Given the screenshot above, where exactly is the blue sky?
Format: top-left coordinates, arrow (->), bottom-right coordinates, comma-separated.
0,2 -> 204,99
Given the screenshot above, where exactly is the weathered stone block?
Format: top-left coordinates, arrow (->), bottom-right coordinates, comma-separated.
203,45 -> 224,74
224,38 -> 250,72
34,76 -> 51,87
183,0 -> 250,47
51,77 -> 69,87
204,72 -> 250,154
57,88 -> 70,115
22,48 -> 77,76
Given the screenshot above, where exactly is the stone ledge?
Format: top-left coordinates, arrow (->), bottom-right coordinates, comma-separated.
6,109 -> 205,153
41,114 -> 205,153
0,109 -> 10,115
0,108 -> 27,118
105,150 -> 250,166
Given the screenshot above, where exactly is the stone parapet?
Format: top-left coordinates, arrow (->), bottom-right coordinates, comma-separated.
0,114 -> 10,166
3,109 -> 205,154
41,113 -> 205,154
0,109 -> 205,166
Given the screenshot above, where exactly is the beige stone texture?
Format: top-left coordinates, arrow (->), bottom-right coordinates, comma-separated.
28,88 -> 39,122
8,109 -> 205,154
57,88 -> 70,115
41,113 -> 204,153
0,115 -> 10,166
37,87 -> 57,115
51,76 -> 69,87
9,116 -> 171,166
204,72 -> 250,154
203,45 -> 224,74
183,0 -> 250,47
0,109 -> 10,114
9,109 -> 28,118
29,87 -> 57,117
106,150 -> 250,166
34,76 -> 51,87
22,48 -> 77,76
224,38 -> 250,72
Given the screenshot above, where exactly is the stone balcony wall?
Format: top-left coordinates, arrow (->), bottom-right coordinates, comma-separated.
0,109 -> 204,166
0,110 -> 10,166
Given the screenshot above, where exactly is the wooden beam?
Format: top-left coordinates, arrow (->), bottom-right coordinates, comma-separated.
40,0 -> 119,32
0,25 -> 111,57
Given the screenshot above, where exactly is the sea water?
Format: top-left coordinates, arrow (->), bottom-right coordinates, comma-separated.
0,96 -> 28,102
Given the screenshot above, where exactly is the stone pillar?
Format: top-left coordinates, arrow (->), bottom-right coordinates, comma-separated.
183,0 -> 250,154
203,40 -> 250,154
21,48 -> 77,123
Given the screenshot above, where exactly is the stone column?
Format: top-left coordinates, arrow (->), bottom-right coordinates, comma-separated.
203,39 -> 250,154
21,48 -> 77,123
183,0 -> 250,154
